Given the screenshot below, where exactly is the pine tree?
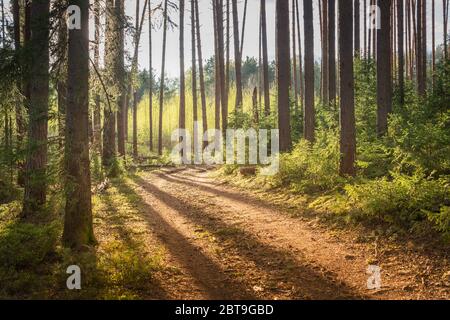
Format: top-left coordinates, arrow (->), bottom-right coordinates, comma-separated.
304,0 -> 315,143
22,0 -> 50,217
63,0 -> 95,249
339,0 -> 356,176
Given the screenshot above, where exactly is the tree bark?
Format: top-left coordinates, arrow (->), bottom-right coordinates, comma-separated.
63,0 -> 95,249
277,0 -> 292,152
102,0 -> 117,169
328,0 -> 336,104
190,0 -> 199,160
322,0 -> 329,104
22,0 -> 50,217
116,0 -> 126,157
364,0 -> 367,58
213,0 -> 221,131
195,0 -> 208,147
354,0 -> 360,56
304,0 -> 315,143
179,0 -> 186,159
232,0 -> 243,110
261,0 -> 270,116
444,0 -> 448,60
339,0 -> 356,176
292,0 -> 299,111
432,0 -> 435,88
215,0 -> 228,134
240,0 -> 248,56
149,1 -> 154,152
398,0 -> 405,104
12,0 -> 25,186
0,0 -> 5,47
132,0 -> 140,158
158,0 -> 168,155
93,0 -> 102,154
416,0 -> 425,96
377,0 -> 392,136
57,2 -> 68,150
295,0 -> 304,107
421,0 -> 426,93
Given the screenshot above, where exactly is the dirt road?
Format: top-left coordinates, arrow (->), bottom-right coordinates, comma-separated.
125,167 -> 449,300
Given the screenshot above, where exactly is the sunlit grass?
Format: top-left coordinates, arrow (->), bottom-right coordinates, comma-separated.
126,87 -> 277,156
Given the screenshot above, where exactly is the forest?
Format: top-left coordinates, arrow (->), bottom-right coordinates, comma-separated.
0,0 -> 449,301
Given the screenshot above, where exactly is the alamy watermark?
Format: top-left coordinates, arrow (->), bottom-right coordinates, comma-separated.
170,124 -> 280,176
66,265 -> 81,290
367,265 -> 382,290
66,5 -> 81,30
367,4 -> 381,30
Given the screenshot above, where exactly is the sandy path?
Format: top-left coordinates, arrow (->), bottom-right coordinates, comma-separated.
128,168 -> 449,300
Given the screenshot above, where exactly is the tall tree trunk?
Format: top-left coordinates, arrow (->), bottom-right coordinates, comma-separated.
432,0 -> 436,88
364,0 -> 368,58
22,0 -> 50,217
190,0 -> 199,161
406,0 -> 410,78
295,0 -> 304,107
339,0 -> 356,176
116,0 -> 126,156
377,0 -> 392,136
195,0 -> 207,147
232,0 -> 243,110
149,1 -> 153,152
444,0 -> 448,60
158,0 -> 168,155
240,0 -> 248,56
421,0 -> 426,93
179,0 -> 186,160
0,0 -> 5,47
261,0 -> 270,116
304,0 -> 315,142
322,0 -> 329,104
319,0 -> 323,99
398,0 -> 405,104
292,0 -> 299,111
372,0 -> 377,58
93,0 -> 102,154
416,0 -> 425,96
12,0 -> 25,186
102,0 -> 117,169
132,0 -> 140,158
277,0 -> 292,151
215,0 -> 228,134
63,0 -> 94,249
328,0 -> 336,104
354,0 -> 360,56
258,9 -> 263,112
226,0 -> 230,96
213,0 -> 221,131
57,2 -> 68,150
368,0 -> 372,58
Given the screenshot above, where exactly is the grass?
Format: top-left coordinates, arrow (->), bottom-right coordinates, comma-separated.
128,87 -> 278,156
0,175 -> 166,299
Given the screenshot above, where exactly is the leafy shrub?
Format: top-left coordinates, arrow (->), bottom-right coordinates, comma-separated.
0,222 -> 59,269
272,130 -> 344,193
344,172 -> 449,229
425,206 -> 450,240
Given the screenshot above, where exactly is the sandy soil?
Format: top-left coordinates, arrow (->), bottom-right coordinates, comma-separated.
125,167 -> 450,300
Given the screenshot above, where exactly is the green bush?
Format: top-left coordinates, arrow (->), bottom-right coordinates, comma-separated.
0,222 -> 59,269
273,131 -> 344,193
344,172 -> 449,228
425,206 -> 450,240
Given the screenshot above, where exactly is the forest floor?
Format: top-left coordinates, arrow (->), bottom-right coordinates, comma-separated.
3,166 -> 448,299
90,166 -> 449,300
